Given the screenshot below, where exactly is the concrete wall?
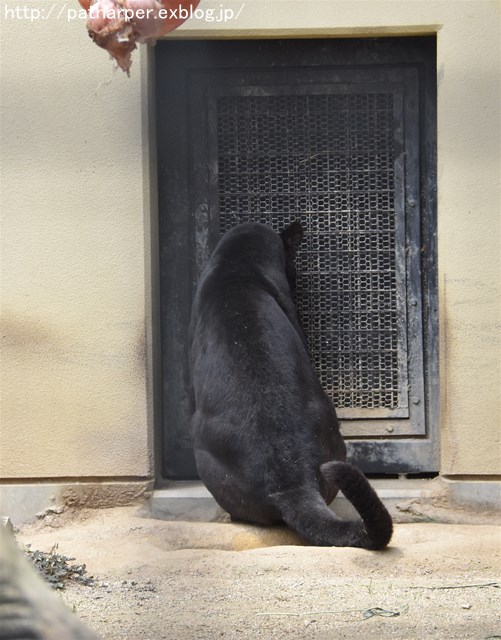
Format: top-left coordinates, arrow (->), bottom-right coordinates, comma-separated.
1,0 -> 499,482
0,4 -> 153,478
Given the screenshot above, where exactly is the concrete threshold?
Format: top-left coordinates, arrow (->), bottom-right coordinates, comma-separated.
150,478 -> 434,523
150,478 -> 501,525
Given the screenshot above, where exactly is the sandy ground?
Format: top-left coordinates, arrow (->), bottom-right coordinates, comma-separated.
16,506 -> 501,640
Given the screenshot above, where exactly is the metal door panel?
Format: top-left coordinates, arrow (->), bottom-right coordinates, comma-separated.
155,38 -> 438,479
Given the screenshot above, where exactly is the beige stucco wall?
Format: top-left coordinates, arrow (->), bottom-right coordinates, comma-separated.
1,0 -> 499,479
0,3 -> 153,477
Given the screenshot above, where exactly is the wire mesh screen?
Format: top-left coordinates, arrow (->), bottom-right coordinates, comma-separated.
216,92 -> 405,413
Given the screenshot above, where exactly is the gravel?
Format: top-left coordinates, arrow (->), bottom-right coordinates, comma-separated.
17,506 -> 501,640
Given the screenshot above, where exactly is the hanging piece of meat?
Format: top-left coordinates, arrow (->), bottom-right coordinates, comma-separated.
78,0 -> 200,74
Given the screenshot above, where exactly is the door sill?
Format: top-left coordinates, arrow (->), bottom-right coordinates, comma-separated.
150,477 -> 501,525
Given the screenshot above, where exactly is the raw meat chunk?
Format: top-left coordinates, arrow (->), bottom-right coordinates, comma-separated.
79,0 -> 200,73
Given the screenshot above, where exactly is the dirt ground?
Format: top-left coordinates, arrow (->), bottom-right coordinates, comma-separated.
17,505 -> 501,640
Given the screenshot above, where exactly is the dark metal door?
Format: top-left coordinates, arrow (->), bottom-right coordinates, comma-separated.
156,38 -> 438,481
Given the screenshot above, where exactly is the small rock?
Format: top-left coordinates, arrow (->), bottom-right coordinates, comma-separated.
461,604 -> 472,610
0,517 -> 13,533
35,505 -> 64,519
47,505 -> 65,515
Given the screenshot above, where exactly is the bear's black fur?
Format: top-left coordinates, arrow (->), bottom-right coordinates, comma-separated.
189,221 -> 393,549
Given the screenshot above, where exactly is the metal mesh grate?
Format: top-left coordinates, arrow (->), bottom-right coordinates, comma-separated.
216,92 -> 401,411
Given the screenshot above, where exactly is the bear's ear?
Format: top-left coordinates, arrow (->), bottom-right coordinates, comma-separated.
280,220 -> 303,256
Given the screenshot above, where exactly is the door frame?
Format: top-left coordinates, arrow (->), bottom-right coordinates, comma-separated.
154,37 -> 438,483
